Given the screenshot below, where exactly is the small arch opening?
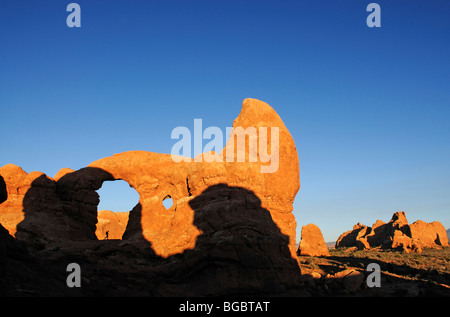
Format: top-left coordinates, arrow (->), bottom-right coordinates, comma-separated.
162,195 -> 173,210
96,179 -> 140,240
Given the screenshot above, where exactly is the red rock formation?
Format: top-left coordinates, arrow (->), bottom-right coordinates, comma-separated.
410,220 -> 449,248
335,223 -> 368,249
297,223 -> 330,257
95,210 -> 129,240
336,211 -> 448,252
53,167 -> 75,182
0,165 -> 81,238
0,98 -> 302,295
0,166 -> 116,248
88,98 -> 300,259
0,164 -> 38,236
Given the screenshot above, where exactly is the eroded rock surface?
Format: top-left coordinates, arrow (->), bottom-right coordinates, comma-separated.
336,211 -> 449,252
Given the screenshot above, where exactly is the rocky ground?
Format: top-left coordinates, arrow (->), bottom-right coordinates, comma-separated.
298,246 -> 450,296
2,231 -> 449,297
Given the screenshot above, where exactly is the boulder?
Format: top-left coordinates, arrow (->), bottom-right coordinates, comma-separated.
298,223 -> 330,257
410,220 -> 449,248
333,269 -> 365,292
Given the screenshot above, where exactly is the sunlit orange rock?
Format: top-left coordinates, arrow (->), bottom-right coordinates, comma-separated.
0,164 -> 40,235
53,167 -> 75,182
336,211 -> 448,252
1,98 -> 300,258
297,223 -> 330,257
95,210 -> 129,240
410,220 -> 449,248
88,98 -> 300,259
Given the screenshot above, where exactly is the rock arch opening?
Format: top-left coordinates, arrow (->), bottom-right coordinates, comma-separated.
162,195 -> 173,210
95,179 -> 140,240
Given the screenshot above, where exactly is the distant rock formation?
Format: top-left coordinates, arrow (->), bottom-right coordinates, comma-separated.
297,223 -> 330,257
0,98 -> 302,296
95,210 -> 129,240
409,220 -> 449,249
336,211 -> 449,252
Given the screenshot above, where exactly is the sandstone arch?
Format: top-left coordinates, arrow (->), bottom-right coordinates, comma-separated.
88,98 -> 300,258
0,98 -> 302,295
1,99 -> 300,259
88,152 -> 199,257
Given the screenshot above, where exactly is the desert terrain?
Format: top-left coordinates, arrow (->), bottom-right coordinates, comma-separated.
298,246 -> 450,296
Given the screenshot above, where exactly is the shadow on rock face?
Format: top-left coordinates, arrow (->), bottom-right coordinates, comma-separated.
17,167 -> 117,249
14,177 -> 301,295
157,183 -> 301,296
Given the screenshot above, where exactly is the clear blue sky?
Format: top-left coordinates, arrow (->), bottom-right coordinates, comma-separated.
1,1 -> 449,242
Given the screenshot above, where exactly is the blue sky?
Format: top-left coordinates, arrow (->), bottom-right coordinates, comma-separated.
1,1 -> 449,242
